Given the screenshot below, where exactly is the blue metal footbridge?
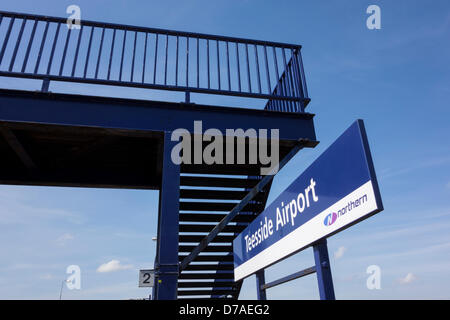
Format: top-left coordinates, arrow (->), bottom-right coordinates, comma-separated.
0,11 -> 319,299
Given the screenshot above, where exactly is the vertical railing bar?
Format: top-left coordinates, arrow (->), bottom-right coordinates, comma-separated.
130,31 -> 137,82
0,17 -> 15,65
142,32 -> 148,84
291,49 -> 303,98
164,33 -> 168,85
196,37 -> 199,88
272,47 -> 281,111
282,76 -> 288,112
288,51 -> 298,105
226,41 -> 231,91
280,82 -> 285,111
71,25 -> 84,77
235,42 -> 241,92
281,66 -> 288,110
47,22 -> 61,75
9,18 -> 27,72
94,27 -> 105,79
22,19 -> 38,73
153,33 -> 158,84
185,37 -> 189,87
281,50 -> 291,112
175,35 -> 179,86
272,47 -> 280,88
271,85 -> 277,111
277,77 -> 283,112
275,79 -> 281,111
119,30 -> 127,81
291,49 -> 304,112
83,26 -> 94,78
295,50 -> 307,111
107,28 -> 116,80
285,75 -> 291,111
281,48 -> 288,94
286,51 -> 296,99
287,62 -> 296,112
281,48 -> 293,112
263,45 -> 271,95
297,48 -> 308,98
34,21 -> 49,74
286,55 -> 297,111
216,40 -> 221,90
291,59 -> 300,112
245,43 -> 251,93
59,27 -> 72,76
254,44 -> 261,94
206,39 -> 210,89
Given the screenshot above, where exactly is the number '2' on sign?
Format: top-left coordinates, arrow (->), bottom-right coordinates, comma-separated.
139,269 -> 155,287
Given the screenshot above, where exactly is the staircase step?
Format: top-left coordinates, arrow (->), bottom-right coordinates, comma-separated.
178,297 -> 235,300
179,213 -> 257,223
180,201 -> 262,212
180,176 -> 260,188
180,189 -> 265,201
178,281 -> 235,288
178,255 -> 234,262
181,164 -> 261,175
179,224 -> 247,233
179,273 -> 234,280
177,289 -> 236,296
179,245 -> 233,253
184,264 -> 234,271
179,235 -> 235,243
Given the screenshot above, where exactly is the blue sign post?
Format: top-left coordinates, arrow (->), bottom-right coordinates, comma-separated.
233,120 -> 383,298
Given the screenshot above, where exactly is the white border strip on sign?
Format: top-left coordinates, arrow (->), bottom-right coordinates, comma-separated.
234,180 -> 378,281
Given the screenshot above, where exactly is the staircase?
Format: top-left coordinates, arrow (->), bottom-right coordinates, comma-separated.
177,172 -> 272,299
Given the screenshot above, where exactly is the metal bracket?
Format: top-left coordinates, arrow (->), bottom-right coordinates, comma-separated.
41,78 -> 50,92
260,266 -> 316,291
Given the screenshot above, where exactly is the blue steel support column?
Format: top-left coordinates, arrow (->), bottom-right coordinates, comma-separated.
153,132 -> 180,300
313,239 -> 335,300
256,269 -> 267,300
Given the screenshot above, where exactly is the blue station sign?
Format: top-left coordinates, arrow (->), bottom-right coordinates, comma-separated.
233,120 -> 383,281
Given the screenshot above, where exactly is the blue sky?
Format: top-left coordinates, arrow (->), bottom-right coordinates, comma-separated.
0,0 -> 449,299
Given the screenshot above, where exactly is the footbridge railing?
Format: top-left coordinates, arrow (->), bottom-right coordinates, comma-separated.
0,10 -> 309,111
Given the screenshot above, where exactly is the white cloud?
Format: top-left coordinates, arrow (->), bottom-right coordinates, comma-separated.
0,189 -> 85,225
39,274 -> 54,280
96,260 -> 133,273
56,233 -> 74,246
334,246 -> 347,260
380,156 -> 450,180
399,273 -> 417,285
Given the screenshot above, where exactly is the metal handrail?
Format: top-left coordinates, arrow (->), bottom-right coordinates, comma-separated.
0,10 -> 309,111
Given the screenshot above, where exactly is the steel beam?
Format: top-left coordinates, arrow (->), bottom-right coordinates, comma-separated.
260,266 -> 316,291
0,89 -> 316,143
153,133 -> 180,300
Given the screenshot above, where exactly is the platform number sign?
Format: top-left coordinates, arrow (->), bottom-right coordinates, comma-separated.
139,269 -> 155,287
